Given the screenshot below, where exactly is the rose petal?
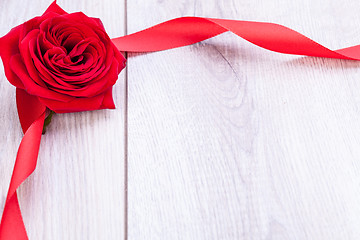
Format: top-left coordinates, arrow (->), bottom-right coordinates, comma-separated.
43,1 -> 68,16
113,46 -> 126,73
91,18 -> 106,31
38,94 -> 104,113
20,12 -> 59,40
0,25 -> 25,88
10,54 -> 73,102
19,29 -> 49,88
47,57 -> 119,97
100,87 -> 115,109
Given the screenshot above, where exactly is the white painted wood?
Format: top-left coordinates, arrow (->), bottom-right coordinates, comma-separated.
0,1 -> 125,239
127,0 -> 360,239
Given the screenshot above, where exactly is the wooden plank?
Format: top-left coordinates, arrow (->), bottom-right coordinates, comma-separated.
127,0 -> 360,239
0,1 -> 125,239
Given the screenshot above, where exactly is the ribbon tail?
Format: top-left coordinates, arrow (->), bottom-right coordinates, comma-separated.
0,89 -> 46,240
112,17 -> 360,60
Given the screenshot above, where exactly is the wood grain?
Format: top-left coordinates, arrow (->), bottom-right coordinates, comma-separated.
127,0 -> 360,239
2,0 -> 360,239
0,1 -> 125,239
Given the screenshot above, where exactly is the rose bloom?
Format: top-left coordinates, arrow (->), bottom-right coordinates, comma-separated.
0,2 -> 126,113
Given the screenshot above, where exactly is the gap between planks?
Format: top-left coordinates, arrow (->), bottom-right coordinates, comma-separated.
123,0 -> 129,239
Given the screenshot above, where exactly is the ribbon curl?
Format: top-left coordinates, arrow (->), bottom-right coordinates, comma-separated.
2,3 -> 360,240
0,89 -> 45,240
112,17 -> 360,59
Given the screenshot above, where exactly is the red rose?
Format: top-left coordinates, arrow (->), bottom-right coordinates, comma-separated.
0,1 -> 126,113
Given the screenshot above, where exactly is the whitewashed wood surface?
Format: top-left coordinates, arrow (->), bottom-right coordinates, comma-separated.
2,0 -> 360,239
127,0 -> 360,240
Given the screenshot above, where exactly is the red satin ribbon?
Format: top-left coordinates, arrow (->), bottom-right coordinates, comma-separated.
112,17 -> 360,59
3,15 -> 360,240
0,89 -> 45,240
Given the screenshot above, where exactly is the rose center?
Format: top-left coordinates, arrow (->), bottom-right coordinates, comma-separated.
70,55 -> 80,62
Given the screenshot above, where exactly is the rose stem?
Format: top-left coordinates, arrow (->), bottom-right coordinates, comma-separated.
42,110 -> 54,134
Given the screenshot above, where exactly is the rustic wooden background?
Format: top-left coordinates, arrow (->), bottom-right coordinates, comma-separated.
1,0 -> 360,239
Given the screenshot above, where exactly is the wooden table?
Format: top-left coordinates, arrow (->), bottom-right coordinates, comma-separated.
1,0 -> 360,239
